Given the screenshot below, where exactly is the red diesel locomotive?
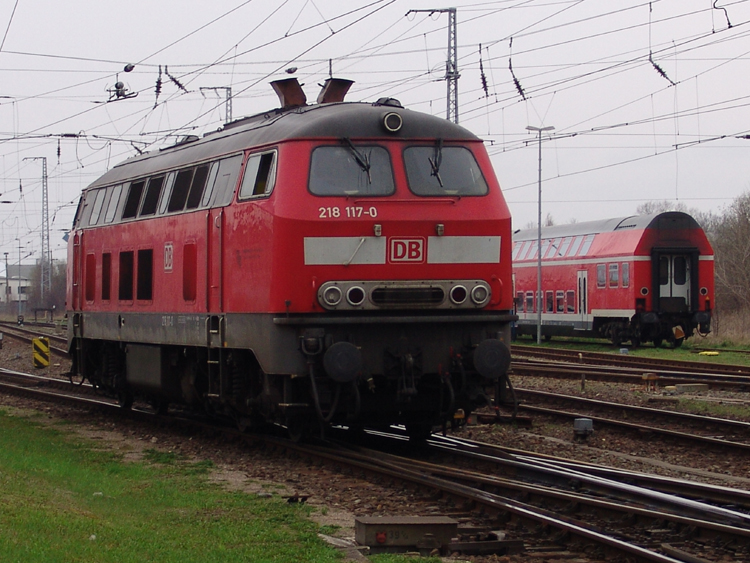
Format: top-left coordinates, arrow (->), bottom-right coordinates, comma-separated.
66,78 -> 515,438
512,212 -> 713,347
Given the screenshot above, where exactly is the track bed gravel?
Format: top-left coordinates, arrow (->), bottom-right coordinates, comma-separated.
3,335 -> 750,561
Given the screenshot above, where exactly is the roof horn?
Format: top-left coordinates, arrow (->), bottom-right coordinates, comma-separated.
270,78 -> 307,109
317,78 -> 354,104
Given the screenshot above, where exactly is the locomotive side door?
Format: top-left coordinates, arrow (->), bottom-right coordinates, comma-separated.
207,208 -> 223,314
577,270 -> 588,330
72,232 -> 82,311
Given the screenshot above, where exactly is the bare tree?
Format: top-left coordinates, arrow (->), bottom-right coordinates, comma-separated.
27,261 -> 67,313
636,200 -> 688,215
712,192 -> 750,310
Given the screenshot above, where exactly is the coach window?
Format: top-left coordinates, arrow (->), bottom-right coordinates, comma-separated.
137,249 -> 153,301
404,145 -> 488,196
139,176 -> 165,217
239,151 -> 277,200
186,165 -> 210,209
608,263 -> 619,288
168,170 -> 193,212
118,251 -> 134,301
516,291 -> 524,312
578,234 -> 595,256
88,189 -> 107,226
78,189 -> 99,226
596,264 -> 606,288
674,256 -> 687,285
556,291 -> 564,312
104,184 -> 124,223
558,237 -> 572,257
525,291 -> 534,313
101,253 -> 111,301
310,145 -> 394,196
545,291 -> 553,313
569,236 -> 583,256
122,181 -> 145,219
85,254 -> 96,302
540,239 -> 551,258
622,263 -> 630,288
566,290 -> 575,313
545,239 -> 559,258
158,173 -> 176,215
206,154 -> 243,207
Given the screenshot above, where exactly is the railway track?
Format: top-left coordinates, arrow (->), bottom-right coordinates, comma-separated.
512,343 -> 750,377
512,359 -> 750,390
1,365 -> 749,561
513,387 -> 750,452
0,321 -> 67,355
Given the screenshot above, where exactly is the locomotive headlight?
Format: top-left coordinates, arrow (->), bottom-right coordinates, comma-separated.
322,286 -> 342,307
346,286 -> 366,307
450,285 -> 467,305
383,112 -> 403,133
471,285 -> 490,306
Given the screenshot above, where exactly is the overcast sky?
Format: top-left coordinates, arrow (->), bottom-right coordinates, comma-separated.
1,0 -> 749,266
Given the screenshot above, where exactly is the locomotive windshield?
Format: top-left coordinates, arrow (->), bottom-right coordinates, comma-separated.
309,145 -> 395,196
404,146 -> 488,196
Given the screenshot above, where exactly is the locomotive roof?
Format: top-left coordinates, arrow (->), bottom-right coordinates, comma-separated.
87,101 -> 481,189
513,211 -> 702,242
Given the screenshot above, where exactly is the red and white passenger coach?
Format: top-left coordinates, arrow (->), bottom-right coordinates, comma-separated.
67,78 -> 515,438
513,212 -> 713,346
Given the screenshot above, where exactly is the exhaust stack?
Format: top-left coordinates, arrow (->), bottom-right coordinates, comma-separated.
271,78 -> 307,109
317,78 -> 354,104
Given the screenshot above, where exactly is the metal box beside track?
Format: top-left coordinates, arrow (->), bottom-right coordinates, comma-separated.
355,516 -> 457,552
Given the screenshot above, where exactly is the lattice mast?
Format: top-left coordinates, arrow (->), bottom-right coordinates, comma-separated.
24,156 -> 50,302
407,8 -> 460,124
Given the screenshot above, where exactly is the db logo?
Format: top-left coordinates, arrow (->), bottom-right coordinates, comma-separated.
389,238 -> 425,262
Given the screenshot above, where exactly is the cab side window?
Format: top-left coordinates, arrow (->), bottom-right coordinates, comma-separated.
239,151 -> 277,199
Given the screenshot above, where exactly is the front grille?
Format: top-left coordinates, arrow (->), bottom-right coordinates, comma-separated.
371,286 -> 445,307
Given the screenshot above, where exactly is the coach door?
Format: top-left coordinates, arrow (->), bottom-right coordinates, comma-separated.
577,270 -> 588,330
658,254 -> 690,312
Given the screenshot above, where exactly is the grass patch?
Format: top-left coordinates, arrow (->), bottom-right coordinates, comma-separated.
678,399 -> 750,419
0,409 -> 340,562
370,555 -> 441,563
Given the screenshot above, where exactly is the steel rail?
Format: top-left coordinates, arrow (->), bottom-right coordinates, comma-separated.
429,434 -> 750,509
516,401 -> 750,451
516,387 -> 750,431
512,360 -> 750,387
369,444 -> 750,536
0,367 -> 734,561
512,344 -> 750,376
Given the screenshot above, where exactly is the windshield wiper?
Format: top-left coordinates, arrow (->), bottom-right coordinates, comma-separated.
342,137 -> 372,184
429,138 -> 443,187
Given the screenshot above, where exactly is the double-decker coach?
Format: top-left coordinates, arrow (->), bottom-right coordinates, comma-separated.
513,211 -> 713,347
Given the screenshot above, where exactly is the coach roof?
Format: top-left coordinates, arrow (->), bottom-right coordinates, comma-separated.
87,101 -> 480,189
513,211 -> 702,243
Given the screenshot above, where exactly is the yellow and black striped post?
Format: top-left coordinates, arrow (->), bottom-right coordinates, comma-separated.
33,337 -> 50,369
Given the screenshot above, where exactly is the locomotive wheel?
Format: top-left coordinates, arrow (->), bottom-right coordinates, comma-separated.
405,422 -> 434,441
151,400 -> 169,415
118,392 -> 134,410
673,337 -> 684,348
653,338 -> 663,348
286,415 -> 314,442
69,371 -> 85,386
